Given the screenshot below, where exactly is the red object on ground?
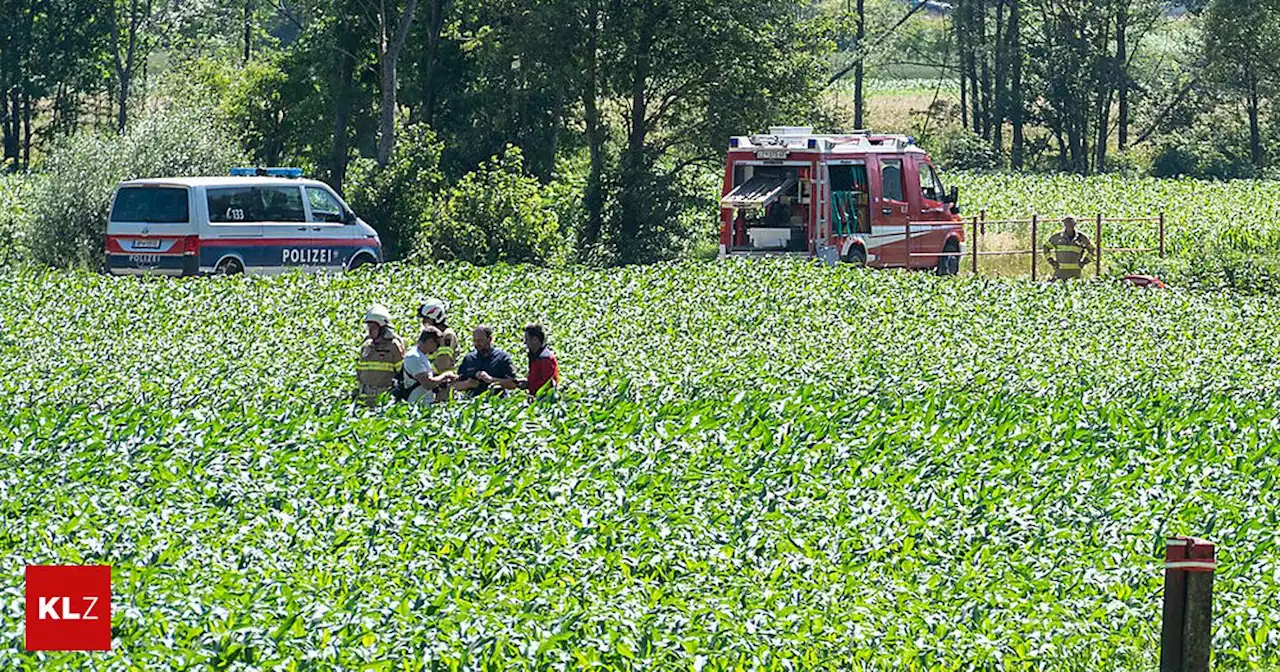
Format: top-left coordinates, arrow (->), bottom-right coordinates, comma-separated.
1123,274 -> 1167,289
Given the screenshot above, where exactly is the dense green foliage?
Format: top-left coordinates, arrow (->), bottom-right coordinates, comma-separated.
344,124 -> 445,263
422,148 -> 570,266
4,262 -> 1280,669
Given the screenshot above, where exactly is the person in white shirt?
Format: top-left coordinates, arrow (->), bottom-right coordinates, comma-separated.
400,327 -> 457,404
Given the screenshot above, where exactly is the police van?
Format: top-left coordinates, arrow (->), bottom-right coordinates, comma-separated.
105,167 -> 383,276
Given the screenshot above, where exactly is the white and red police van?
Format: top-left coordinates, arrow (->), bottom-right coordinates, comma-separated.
719,127 -> 964,273
105,168 -> 382,276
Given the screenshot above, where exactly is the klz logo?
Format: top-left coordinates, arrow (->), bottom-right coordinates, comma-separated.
25,565 -> 112,651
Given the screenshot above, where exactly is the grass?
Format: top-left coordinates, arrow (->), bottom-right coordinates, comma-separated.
3,261 -> 1280,669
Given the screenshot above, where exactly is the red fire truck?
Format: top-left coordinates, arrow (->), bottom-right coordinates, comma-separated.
718,127 -> 964,274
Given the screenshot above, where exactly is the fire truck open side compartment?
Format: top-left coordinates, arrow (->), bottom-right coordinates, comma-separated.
719,127 -> 964,273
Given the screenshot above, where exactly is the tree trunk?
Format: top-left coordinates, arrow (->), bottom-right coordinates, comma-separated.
420,0 -> 447,126
22,92 -> 31,169
978,0 -> 992,139
1248,64 -> 1262,167
243,0 -> 252,63
993,0 -> 1006,154
327,5 -> 357,192
375,0 -> 420,166
854,0 -> 865,129
1009,0 -> 1022,168
1116,2 -> 1128,151
619,23 -> 653,244
582,0 -> 605,248
118,70 -> 130,132
966,5 -> 981,134
956,0 -> 969,131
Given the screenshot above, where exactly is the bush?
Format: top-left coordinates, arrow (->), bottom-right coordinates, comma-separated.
1150,113 -> 1258,180
0,174 -> 29,266
24,104 -> 244,267
933,128 -> 1001,171
419,146 -> 569,266
344,124 -> 442,262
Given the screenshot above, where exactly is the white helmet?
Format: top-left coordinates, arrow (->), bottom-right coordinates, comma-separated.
363,304 -> 391,327
417,298 -> 448,323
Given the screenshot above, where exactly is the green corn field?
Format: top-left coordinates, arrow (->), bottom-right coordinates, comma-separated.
3,261 -> 1280,670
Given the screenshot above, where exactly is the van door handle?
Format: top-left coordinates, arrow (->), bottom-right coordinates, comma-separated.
881,208 -> 892,215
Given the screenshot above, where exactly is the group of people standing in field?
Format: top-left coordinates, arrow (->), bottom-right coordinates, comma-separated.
354,299 -> 560,406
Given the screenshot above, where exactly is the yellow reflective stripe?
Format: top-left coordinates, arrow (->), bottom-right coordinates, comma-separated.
1053,244 -> 1082,253
431,346 -> 455,360
356,361 -> 400,372
1058,262 -> 1082,270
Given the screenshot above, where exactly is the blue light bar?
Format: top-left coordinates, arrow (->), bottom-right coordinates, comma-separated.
729,138 -> 739,148
230,167 -> 304,178
807,139 -> 817,149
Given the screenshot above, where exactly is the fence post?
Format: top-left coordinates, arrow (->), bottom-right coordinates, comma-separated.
1095,214 -> 1104,277
1160,537 -> 1215,672
1159,212 -> 1166,258
1030,214 -> 1038,281
971,216 -> 979,275
980,209 -> 987,237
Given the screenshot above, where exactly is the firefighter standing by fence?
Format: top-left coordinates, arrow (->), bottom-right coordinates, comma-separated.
1043,216 -> 1095,280
355,304 -> 405,406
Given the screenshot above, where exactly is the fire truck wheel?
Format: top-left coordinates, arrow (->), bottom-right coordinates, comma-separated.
936,239 -> 960,276
843,245 -> 867,267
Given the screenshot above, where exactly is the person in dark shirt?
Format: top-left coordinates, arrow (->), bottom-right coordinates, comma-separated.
452,325 -> 516,396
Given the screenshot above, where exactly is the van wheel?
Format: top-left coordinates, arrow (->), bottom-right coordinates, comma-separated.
843,245 -> 867,267
216,258 -> 244,275
936,239 -> 960,276
348,254 -> 375,271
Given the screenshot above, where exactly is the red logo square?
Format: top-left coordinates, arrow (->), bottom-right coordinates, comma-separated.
25,565 -> 112,651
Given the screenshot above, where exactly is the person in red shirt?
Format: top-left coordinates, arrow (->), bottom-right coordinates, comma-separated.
495,323 -> 559,397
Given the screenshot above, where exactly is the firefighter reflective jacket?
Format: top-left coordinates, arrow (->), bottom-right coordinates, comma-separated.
1044,230 -> 1093,279
356,327 -> 405,405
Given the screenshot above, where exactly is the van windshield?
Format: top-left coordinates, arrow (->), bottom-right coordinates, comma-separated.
110,187 -> 190,223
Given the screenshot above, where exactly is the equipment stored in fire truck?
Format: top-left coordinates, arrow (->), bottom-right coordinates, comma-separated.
718,127 -> 964,274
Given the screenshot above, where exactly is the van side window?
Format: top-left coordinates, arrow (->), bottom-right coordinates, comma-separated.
306,187 -> 345,223
208,187 -> 258,223
260,186 -> 306,222
208,186 -> 307,223
881,159 -> 905,202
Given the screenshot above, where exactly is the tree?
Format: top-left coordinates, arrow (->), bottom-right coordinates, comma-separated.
108,0 -> 156,132
1203,0 -> 1280,167
362,0 -> 419,165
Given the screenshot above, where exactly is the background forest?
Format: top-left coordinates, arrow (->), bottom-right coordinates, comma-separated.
0,0 -> 1275,267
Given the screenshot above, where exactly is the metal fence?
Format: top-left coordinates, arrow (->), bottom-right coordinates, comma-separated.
906,210 -> 1167,278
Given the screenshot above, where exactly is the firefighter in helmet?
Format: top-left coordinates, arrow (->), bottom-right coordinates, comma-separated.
1044,216 -> 1095,281
417,298 -> 459,399
355,304 -> 405,406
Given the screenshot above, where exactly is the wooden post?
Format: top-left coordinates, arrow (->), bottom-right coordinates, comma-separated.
1160,537 -> 1215,672
980,209 -> 987,236
1159,212 -> 1166,258
1030,214 -> 1038,281
971,216 -> 979,275
1095,214 -> 1103,277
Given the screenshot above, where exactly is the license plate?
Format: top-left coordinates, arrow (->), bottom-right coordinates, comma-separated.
133,238 -> 162,249
128,254 -> 161,266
